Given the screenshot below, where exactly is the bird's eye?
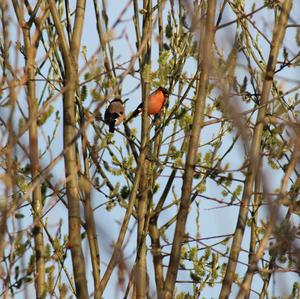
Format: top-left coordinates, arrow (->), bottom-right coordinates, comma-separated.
119,111 -> 123,114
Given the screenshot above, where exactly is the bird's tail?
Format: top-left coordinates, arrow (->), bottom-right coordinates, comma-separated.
108,112 -> 120,133
124,103 -> 142,124
109,121 -> 115,133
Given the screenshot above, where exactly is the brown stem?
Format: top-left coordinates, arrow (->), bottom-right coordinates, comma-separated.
135,0 -> 152,296
92,0 -> 113,80
136,159 -> 149,298
48,1 -> 88,298
219,1 -> 293,297
163,1 -> 216,297
238,140 -> 300,298
79,104 -> 101,299
0,0 -> 16,270
11,0 -> 46,297
149,220 -> 164,297
24,29 -> 46,299
97,146 -> 148,295
157,0 -> 164,55
149,129 -> 189,297
244,164 -> 261,299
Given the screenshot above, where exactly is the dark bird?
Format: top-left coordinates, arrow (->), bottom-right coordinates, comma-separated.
104,99 -> 125,133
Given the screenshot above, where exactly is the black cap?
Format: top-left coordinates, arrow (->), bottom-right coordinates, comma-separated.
158,86 -> 169,96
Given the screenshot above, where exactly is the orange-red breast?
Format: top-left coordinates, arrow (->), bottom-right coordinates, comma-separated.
104,99 -> 125,133
126,87 -> 169,122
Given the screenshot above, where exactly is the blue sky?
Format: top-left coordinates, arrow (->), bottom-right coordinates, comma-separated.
3,1 -> 300,298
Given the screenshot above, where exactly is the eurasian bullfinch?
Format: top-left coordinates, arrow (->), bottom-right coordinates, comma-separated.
104,99 -> 125,133
125,87 -> 169,123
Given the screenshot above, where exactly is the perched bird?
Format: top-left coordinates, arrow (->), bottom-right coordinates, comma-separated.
104,99 -> 125,133
125,87 -> 169,123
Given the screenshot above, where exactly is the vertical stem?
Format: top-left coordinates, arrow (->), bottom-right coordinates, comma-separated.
149,221 -> 164,297
24,32 -> 46,299
12,1 -> 46,297
244,169 -> 261,299
0,9 -> 18,296
62,50 -> 88,299
80,105 -> 101,299
163,1 -> 216,297
0,0 -> 10,264
92,0 -> 113,80
219,1 -> 293,297
136,159 -> 149,298
133,0 -> 141,61
239,142 -> 299,298
136,0 -> 152,297
83,181 -> 101,299
48,1 -> 88,297
98,147 -> 148,295
158,0 -> 163,55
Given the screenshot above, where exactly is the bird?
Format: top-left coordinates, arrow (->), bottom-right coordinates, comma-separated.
125,87 -> 169,123
104,99 -> 125,133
